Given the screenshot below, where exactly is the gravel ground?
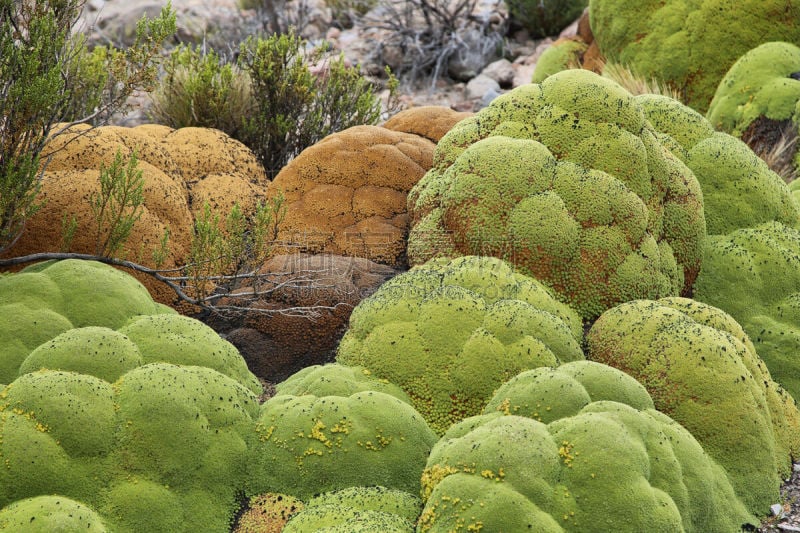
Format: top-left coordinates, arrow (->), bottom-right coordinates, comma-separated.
761,464 -> 800,532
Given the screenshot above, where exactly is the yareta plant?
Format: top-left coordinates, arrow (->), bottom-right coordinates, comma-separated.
0,259 -> 265,532
248,390 -> 437,500
418,361 -> 755,532
282,486 -> 420,533
693,221 -> 800,399
407,69 -> 705,320
636,93 -> 799,235
707,42 -> 800,137
589,0 -> 800,113
0,495 -> 110,532
586,297 -> 800,514
336,255 -> 584,434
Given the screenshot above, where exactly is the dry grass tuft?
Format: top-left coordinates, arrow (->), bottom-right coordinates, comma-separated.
600,62 -> 684,101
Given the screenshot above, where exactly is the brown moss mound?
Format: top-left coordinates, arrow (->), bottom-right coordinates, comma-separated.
382,106 -> 472,143
1,124 -> 269,309
267,125 -> 437,267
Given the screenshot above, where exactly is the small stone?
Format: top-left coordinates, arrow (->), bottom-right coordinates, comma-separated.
465,74 -> 500,101
793,463 -> 800,472
778,525 -> 800,532
480,59 -> 515,88
772,503 -> 786,517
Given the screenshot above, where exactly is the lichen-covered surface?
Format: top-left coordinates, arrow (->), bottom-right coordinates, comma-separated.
282,486 -> 420,532
693,221 -> 800,399
586,297 -> 800,514
407,70 -> 705,320
249,391 -> 437,500
418,362 -> 754,532
0,124 -> 269,308
267,125 -> 435,267
589,0 -> 800,113
336,255 -> 584,434
637,94 -> 799,235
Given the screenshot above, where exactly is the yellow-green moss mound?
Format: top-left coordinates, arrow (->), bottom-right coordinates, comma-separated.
418,362 -> 754,532
586,298 -> 800,514
407,70 -> 705,320
336,255 -> 584,434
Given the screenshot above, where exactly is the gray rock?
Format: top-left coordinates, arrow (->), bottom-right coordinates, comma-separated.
480,59 -> 515,88
465,74 -> 500,101
447,27 -> 503,82
774,503 -> 787,517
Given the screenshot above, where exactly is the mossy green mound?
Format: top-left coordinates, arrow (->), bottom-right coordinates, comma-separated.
118,314 -> 261,394
586,297 -> 800,514
637,93 -> 798,234
336,255 -> 584,434
532,40 -> 589,84
693,221 -> 800,400
283,487 -> 420,533
0,495 -> 109,532
708,42 -> 800,136
407,70 -> 705,320
589,0 -> 800,113
19,327 -> 143,383
249,391 -> 437,500
0,364 -> 261,532
275,363 -> 412,404
0,260 -> 261,393
419,362 -> 753,531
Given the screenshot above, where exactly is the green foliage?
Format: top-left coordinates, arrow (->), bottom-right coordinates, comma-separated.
19,327 -> 143,383
407,69 -> 705,320
587,297 -> 800,514
507,0 -> 587,39
118,314 -> 262,394
588,0 -> 800,112
149,45 -> 254,137
0,0 -> 175,252
91,149 -> 145,257
637,93 -> 799,235
238,31 -> 388,177
325,0 -> 378,29
249,391 -> 437,500
337,255 -> 584,434
185,195 -> 285,303
150,31 -> 392,179
0,495 -> 109,532
707,41 -> 800,135
418,362 -> 753,532
283,486 -> 420,532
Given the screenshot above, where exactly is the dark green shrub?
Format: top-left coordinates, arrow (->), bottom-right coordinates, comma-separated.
150,32 -> 392,179
238,31 -> 390,178
506,0 -> 587,38
149,45 -> 254,138
0,0 -> 175,252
